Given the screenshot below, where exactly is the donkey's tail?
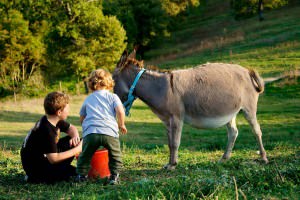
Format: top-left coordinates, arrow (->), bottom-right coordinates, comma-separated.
249,69 -> 264,94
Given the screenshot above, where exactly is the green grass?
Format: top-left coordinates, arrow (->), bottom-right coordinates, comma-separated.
145,1 -> 300,77
0,77 -> 299,199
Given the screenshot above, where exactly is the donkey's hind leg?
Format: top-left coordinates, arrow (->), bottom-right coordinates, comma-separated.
243,110 -> 268,163
219,116 -> 238,162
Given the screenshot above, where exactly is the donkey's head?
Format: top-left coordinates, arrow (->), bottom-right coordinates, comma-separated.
113,49 -> 139,102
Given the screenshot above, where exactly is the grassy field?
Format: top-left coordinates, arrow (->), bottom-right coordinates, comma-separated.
0,76 -> 299,199
146,1 -> 300,77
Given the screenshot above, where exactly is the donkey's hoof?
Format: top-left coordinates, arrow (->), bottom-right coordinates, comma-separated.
163,164 -> 176,170
262,157 -> 269,164
218,158 -> 227,163
258,151 -> 269,164
218,156 -> 230,163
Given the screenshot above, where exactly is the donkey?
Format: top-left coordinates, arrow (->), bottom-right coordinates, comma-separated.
113,50 -> 268,170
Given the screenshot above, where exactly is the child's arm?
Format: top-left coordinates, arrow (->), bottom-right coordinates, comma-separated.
66,124 -> 81,147
46,140 -> 82,164
115,105 -> 127,134
80,115 -> 85,124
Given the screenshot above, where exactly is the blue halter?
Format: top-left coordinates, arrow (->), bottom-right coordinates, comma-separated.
123,68 -> 146,116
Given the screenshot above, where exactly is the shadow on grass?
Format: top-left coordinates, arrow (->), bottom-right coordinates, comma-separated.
0,110 -> 81,126
0,173 -> 25,186
130,105 -> 149,111
0,135 -> 24,151
0,116 -> 299,151
0,111 -> 43,123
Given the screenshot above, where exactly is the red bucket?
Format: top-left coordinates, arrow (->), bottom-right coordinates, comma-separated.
88,149 -> 111,179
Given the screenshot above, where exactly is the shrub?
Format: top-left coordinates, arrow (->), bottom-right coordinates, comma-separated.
230,0 -> 289,19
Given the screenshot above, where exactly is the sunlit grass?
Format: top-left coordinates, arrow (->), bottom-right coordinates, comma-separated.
146,4 -> 300,77
0,77 -> 299,199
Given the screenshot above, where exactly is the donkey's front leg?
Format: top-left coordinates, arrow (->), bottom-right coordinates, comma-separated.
164,117 -> 183,170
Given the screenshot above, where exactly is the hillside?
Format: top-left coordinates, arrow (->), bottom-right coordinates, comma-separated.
145,0 -> 300,77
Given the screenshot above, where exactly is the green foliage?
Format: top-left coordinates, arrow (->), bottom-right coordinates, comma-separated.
0,9 -> 46,97
20,70 -> 47,97
103,0 -> 200,53
102,0 -> 138,50
46,0 -> 127,78
0,0 -> 126,98
1,0 -> 53,24
161,0 -> 200,16
103,0 -> 169,50
231,0 -> 289,19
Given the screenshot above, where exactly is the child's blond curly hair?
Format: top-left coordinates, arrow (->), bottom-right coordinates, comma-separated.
88,69 -> 114,91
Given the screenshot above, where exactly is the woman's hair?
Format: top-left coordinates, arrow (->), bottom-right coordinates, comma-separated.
44,92 -> 69,115
88,69 -> 114,91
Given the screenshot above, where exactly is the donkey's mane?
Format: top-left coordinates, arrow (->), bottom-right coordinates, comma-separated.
126,58 -> 144,69
123,58 -> 171,73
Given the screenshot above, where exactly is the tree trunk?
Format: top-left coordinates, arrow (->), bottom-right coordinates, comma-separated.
22,62 -> 25,81
28,63 -> 36,80
83,80 -> 89,94
258,0 -> 264,21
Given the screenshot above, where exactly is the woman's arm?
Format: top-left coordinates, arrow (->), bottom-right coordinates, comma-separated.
46,140 -> 82,164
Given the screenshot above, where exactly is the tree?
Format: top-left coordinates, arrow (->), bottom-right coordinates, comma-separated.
0,9 -> 45,97
103,0 -> 201,57
0,0 -> 126,97
161,0 -> 200,16
258,0 -> 264,21
230,0 -> 289,19
103,0 -> 170,56
46,0 -> 127,81
103,0 -> 138,50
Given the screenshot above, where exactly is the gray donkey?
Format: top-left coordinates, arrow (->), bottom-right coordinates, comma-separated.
113,50 -> 268,170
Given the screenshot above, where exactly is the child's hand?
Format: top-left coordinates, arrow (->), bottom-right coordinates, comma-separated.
70,136 -> 81,147
74,140 -> 83,154
77,140 -> 83,151
119,125 -> 127,134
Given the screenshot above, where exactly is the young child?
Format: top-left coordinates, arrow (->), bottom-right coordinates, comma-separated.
76,69 -> 127,185
21,92 -> 82,184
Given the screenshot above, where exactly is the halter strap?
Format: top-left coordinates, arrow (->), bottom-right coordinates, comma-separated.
123,68 -> 146,116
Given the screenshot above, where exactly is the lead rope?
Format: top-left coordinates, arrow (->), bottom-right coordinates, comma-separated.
123,69 -> 146,116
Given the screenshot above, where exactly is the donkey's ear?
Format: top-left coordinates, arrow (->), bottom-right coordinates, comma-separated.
128,45 -> 138,59
116,50 -> 128,68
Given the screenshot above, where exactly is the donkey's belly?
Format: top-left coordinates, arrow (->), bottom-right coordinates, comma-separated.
184,113 -> 237,129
